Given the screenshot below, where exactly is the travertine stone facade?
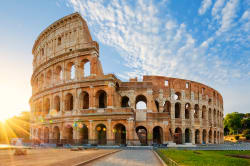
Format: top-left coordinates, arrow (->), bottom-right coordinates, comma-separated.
30,13 -> 224,146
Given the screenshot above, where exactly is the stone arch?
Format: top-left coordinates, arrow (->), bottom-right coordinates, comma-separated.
195,129 -> 200,144
208,108 -> 212,123
114,123 -> 126,145
185,103 -> 191,119
194,104 -> 199,119
135,95 -> 147,109
37,128 -> 42,141
66,62 -> 75,80
175,102 -> 181,118
79,91 -> 89,109
174,127 -> 182,144
121,96 -> 130,107
174,92 -> 181,100
64,126 -> 73,144
44,98 -> 50,115
209,130 -> 212,143
136,126 -> 148,145
163,100 -> 171,115
96,90 -> 107,108
202,129 -> 207,144
81,59 -> 91,77
153,126 -> 163,144
155,100 -> 159,112
46,70 -> 52,85
202,105 -> 206,119
65,93 -> 74,111
39,73 -> 44,88
214,130 -> 217,144
185,128 -> 191,143
44,127 -> 49,143
55,65 -> 63,81
53,126 -> 60,143
79,124 -> 88,144
54,96 -> 60,113
96,124 -> 107,145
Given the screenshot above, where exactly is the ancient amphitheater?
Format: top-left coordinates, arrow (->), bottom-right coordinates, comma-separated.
30,13 -> 224,146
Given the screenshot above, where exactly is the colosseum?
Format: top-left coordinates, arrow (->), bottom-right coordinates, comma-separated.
30,13 -> 224,146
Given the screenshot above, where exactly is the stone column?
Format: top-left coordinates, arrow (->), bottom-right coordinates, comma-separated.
88,120 -> 94,144
191,129 -> 195,144
127,118 -> 134,145
107,119 -> 113,145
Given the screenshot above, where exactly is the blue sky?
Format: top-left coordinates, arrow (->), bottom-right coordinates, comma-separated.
0,0 -> 249,119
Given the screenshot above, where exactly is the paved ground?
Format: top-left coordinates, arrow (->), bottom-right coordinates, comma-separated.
0,148 -> 117,166
85,150 -> 162,166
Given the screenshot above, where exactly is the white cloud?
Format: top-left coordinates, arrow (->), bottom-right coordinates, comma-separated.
199,0 -> 212,15
68,0 -> 248,85
216,0 -> 239,35
212,0 -> 225,18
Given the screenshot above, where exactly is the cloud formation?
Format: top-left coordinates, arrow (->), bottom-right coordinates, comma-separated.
68,0 -> 249,85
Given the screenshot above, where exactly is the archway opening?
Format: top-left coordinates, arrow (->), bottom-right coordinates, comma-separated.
53,126 -> 60,144
163,101 -> 171,115
209,130 -> 212,143
54,96 -> 60,113
155,100 -> 159,112
175,103 -> 181,118
65,93 -> 73,111
96,124 -> 107,145
174,128 -> 182,144
195,129 -> 200,144
194,104 -> 199,119
136,126 -> 148,146
202,129 -> 207,144
79,124 -> 88,144
185,128 -> 191,143
121,96 -> 130,107
185,103 -> 190,119
114,123 -> 126,145
65,126 -> 73,144
214,131 -> 217,144
174,92 -> 181,100
80,91 -> 89,109
44,98 -> 50,115
153,126 -> 163,144
97,90 -> 107,108
135,95 -> 147,109
44,127 -> 49,143
202,106 -> 206,119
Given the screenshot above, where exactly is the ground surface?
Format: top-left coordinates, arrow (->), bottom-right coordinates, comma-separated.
157,149 -> 250,166
0,148 -> 117,166
85,150 -> 162,166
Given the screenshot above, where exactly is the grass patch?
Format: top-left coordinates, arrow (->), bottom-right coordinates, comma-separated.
156,149 -> 250,166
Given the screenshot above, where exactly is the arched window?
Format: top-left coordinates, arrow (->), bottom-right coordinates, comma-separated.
121,96 -> 130,107
84,61 -> 90,77
55,66 -> 63,81
202,106 -> 206,119
163,101 -> 171,115
135,95 -> 147,109
80,91 -> 89,109
174,92 -> 181,100
175,102 -> 181,118
54,96 -> 60,112
155,100 -> 159,112
195,129 -> 200,144
96,90 -> 107,108
65,93 -> 73,111
40,74 -> 44,88
58,37 -> 61,46
194,104 -> 199,119
174,128 -> 182,144
46,70 -> 52,85
66,62 -> 75,80
185,103 -> 190,119
185,128 -> 191,143
44,98 -> 50,115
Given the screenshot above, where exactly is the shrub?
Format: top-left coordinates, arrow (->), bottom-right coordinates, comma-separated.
246,134 -> 250,140
242,129 -> 250,136
235,135 -> 240,140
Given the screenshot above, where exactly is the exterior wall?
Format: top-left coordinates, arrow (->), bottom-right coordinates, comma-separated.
30,13 -> 224,146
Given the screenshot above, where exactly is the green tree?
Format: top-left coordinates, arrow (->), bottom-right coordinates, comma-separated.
224,112 -> 244,134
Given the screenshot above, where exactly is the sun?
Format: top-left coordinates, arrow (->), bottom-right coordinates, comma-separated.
0,114 -> 11,123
